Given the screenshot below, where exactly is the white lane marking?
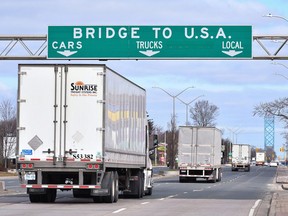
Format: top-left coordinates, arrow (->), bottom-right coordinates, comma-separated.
159,194 -> 178,200
248,199 -> 261,216
141,202 -> 149,205
113,208 -> 127,214
184,192 -> 188,194
193,189 -> 203,192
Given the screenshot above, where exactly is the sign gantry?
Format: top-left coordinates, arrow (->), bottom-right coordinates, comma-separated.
0,27 -> 287,60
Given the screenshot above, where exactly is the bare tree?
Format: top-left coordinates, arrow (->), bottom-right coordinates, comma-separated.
189,100 -> 219,127
253,97 -> 288,123
0,99 -> 17,169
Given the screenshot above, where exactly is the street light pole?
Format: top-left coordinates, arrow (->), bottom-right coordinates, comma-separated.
177,95 -> 204,125
227,127 -> 241,163
152,86 -> 194,124
153,86 -> 194,168
272,62 -> 288,164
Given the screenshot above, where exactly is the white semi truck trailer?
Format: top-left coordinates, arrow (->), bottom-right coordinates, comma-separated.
256,152 -> 266,166
16,64 -> 153,203
231,144 -> 251,172
178,126 -> 222,183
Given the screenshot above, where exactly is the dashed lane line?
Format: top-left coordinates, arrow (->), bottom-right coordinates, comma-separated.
112,208 -> 127,214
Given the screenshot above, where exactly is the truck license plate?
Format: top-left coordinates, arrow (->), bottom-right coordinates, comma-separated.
25,172 -> 36,180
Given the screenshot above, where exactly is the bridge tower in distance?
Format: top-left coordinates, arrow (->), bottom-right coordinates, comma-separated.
264,115 -> 275,150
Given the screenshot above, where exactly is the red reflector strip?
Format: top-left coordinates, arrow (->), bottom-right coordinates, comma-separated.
66,158 -> 75,161
30,158 -> 40,161
23,184 -> 101,189
80,159 -> 90,162
46,158 -> 53,161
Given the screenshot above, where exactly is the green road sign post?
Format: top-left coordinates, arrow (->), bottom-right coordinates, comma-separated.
48,26 -> 252,59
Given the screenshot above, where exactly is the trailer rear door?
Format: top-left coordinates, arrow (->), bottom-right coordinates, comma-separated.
18,64 -> 104,163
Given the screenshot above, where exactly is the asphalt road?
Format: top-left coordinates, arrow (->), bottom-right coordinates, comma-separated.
0,166 -> 277,216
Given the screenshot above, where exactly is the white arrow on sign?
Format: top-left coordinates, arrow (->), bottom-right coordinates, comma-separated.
57,50 -> 78,57
222,50 -> 243,57
139,50 -> 160,57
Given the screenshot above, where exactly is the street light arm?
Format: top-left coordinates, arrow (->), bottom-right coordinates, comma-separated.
263,13 -> 288,22
271,62 -> 288,80
187,95 -> 205,105
274,73 -> 288,81
152,86 -> 174,97
271,62 -> 288,70
177,94 -> 204,105
175,86 -> 194,97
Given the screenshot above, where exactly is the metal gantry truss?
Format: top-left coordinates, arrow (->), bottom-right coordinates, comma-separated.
0,35 -> 47,60
0,35 -> 287,60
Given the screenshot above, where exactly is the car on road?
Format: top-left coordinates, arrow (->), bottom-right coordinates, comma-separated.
269,162 -> 278,167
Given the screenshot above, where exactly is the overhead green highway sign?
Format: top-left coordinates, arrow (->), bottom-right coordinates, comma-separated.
48,26 -> 252,59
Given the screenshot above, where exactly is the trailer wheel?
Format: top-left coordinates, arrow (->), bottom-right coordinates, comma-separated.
245,166 -> 250,172
179,177 -> 187,183
113,171 -> 119,202
209,171 -> 217,183
92,196 -> 103,203
216,170 -> 222,182
137,171 -> 144,198
130,170 -> 144,198
103,172 -> 115,203
49,189 -> 57,203
146,187 -> 152,196
43,189 -> 57,203
29,194 -> 41,203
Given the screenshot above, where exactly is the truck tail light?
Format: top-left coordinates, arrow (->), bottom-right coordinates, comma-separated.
20,163 -> 34,169
87,164 -> 100,170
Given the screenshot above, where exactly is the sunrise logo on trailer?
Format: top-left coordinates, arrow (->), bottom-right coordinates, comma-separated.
70,81 -> 97,96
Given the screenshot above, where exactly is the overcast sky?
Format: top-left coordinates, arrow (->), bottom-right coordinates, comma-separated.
1,0 -> 288,156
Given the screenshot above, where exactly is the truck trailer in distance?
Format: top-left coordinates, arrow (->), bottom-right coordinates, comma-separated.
16,64 -> 153,203
178,126 -> 222,183
256,152 -> 266,166
231,144 -> 251,172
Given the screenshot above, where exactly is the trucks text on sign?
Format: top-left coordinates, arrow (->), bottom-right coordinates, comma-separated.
48,26 -> 252,59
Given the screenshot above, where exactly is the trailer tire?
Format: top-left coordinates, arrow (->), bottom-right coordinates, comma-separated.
216,170 -> 222,182
179,177 -> 186,183
103,172 -> 115,203
29,194 -> 41,203
32,189 -> 56,203
130,170 -> 143,198
113,171 -> 119,202
146,187 -> 152,196
92,196 -> 103,203
137,171 -> 144,198
209,171 -> 217,183
46,189 -> 57,203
